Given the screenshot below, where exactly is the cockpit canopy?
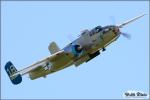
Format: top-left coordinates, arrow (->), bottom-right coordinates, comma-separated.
89,26 -> 102,36
81,26 -> 103,36
91,26 -> 102,33
95,26 -> 103,32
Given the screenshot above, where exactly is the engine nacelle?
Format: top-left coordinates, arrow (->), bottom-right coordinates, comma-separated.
71,44 -> 83,57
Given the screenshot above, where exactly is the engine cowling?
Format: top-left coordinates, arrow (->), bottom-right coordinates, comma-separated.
71,44 -> 83,57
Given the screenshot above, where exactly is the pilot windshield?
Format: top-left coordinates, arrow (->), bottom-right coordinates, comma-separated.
90,26 -> 102,34
89,26 -> 102,36
95,26 -> 102,33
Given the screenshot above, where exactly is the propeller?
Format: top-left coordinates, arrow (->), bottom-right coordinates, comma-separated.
109,16 -> 116,25
67,33 -> 78,43
120,32 -> 131,39
116,14 -> 146,39
109,16 -> 131,39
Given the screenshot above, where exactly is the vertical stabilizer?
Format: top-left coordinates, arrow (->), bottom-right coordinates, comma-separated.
48,42 -> 60,54
5,61 -> 22,85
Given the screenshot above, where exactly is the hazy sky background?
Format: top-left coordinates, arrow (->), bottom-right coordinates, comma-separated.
1,1 -> 149,99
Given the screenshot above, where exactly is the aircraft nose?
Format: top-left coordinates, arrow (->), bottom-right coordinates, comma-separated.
112,26 -> 120,35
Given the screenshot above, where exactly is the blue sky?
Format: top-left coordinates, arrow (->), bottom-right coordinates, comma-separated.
1,1 -> 149,99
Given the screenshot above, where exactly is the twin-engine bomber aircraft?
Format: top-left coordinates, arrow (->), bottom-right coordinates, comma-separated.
5,14 -> 145,85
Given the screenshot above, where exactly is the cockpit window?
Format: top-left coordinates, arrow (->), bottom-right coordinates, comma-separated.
95,26 -> 102,33
104,28 -> 109,32
89,26 -> 102,36
102,25 -> 115,33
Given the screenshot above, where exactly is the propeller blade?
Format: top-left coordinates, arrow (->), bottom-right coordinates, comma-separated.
118,14 -> 146,28
67,34 -> 76,42
121,32 -> 131,39
109,16 -> 116,25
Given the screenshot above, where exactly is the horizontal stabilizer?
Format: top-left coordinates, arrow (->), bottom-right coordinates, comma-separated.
5,61 -> 22,85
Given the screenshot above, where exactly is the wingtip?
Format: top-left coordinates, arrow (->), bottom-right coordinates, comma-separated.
117,13 -> 146,28
141,13 -> 146,16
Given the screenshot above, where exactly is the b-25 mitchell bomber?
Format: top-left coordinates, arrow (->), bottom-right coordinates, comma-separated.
5,14 -> 145,85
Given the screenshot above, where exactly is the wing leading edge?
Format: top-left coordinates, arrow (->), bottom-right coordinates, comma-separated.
5,50 -> 72,84
11,50 -> 65,77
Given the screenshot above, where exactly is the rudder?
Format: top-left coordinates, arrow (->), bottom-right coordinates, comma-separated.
5,61 -> 22,85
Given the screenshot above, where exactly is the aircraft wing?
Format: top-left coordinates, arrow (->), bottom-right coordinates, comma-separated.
118,14 -> 146,28
10,50 -> 71,77
5,49 -> 74,85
